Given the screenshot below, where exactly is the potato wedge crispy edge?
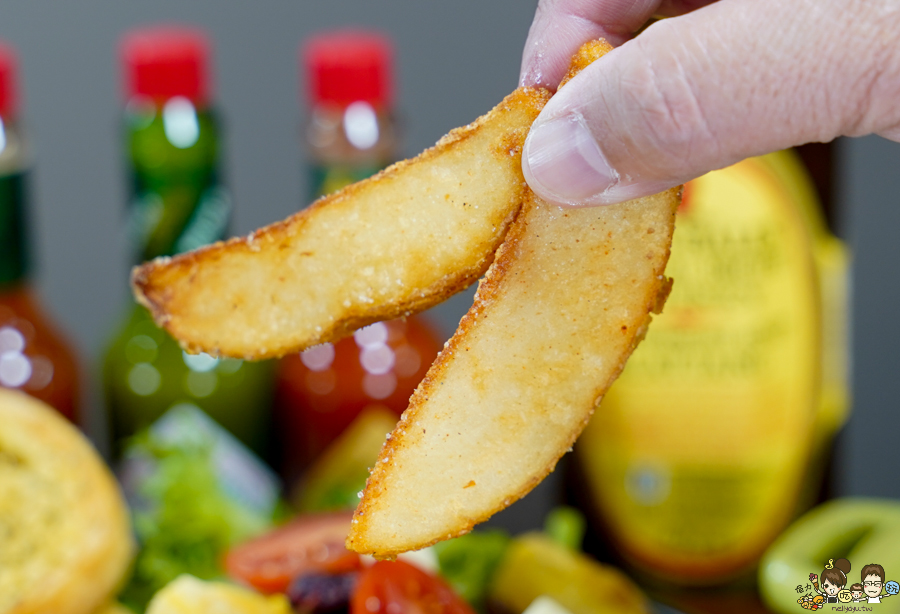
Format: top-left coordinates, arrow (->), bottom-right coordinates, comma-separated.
132,87 -> 552,359
347,187 -> 680,557
347,39 -> 682,557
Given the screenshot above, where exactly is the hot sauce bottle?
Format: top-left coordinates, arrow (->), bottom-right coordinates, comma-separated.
0,42 -> 80,422
103,26 -> 274,459
275,30 -> 443,492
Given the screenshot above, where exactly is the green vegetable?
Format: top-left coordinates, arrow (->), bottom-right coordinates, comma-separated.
489,533 -> 650,614
118,432 -> 274,612
433,507 -> 585,612
759,498 -> 900,614
543,506 -> 586,552
435,530 -> 511,612
294,406 -> 397,513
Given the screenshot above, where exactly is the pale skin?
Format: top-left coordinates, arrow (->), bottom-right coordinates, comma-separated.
519,0 -> 900,206
821,579 -> 840,598
864,574 -> 893,600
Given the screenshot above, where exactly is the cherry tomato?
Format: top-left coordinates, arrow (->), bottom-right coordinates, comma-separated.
225,512 -> 360,594
322,550 -> 365,575
351,560 -> 475,614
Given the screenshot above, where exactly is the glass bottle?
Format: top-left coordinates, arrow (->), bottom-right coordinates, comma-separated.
303,30 -> 398,194
0,42 -> 80,422
103,26 -> 274,459
576,151 -> 849,585
275,30 -> 443,490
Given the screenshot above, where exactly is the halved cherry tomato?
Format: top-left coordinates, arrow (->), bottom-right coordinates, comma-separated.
351,560 -> 476,614
225,511 -> 360,594
322,550 -> 365,575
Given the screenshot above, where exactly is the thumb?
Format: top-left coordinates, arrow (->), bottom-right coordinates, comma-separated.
522,0 -> 900,206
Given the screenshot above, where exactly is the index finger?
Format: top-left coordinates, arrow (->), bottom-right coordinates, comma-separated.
520,0 -> 662,89
519,0 -> 719,89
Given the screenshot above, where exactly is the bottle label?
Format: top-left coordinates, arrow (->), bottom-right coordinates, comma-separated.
0,172 -> 27,286
126,178 -> 231,263
309,162 -> 386,201
125,105 -> 229,262
578,155 -> 823,581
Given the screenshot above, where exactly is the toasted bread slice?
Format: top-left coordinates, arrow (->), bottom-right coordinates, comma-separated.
132,87 -> 552,359
0,389 -> 135,614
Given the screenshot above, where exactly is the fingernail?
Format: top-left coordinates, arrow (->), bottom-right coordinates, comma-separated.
523,113 -> 618,205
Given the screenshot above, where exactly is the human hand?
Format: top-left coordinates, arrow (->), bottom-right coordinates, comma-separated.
520,0 -> 900,206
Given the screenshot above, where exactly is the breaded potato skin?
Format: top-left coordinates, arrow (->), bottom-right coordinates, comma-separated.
346,38 -> 686,559
347,187 -> 679,557
132,87 -> 552,359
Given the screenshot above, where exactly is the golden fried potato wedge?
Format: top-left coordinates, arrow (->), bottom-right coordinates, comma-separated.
347,187 -> 680,558
132,87 -> 551,359
346,39 -> 682,557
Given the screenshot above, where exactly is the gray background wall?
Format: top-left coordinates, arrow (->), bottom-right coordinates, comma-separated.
0,1 -> 896,507
839,136 -> 900,498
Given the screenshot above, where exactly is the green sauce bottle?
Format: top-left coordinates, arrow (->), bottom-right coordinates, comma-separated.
103,26 -> 274,459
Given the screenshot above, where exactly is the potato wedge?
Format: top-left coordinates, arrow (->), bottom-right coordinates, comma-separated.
347,187 -> 680,557
346,40 -> 681,557
132,87 -> 551,359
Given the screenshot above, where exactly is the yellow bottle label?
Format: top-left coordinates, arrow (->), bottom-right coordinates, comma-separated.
577,153 -> 847,583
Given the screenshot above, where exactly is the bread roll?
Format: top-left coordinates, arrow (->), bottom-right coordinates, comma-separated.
0,388 -> 134,614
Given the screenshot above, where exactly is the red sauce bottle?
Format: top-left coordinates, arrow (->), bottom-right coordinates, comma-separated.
277,318 -> 442,486
275,30 -> 443,488
0,42 -> 80,422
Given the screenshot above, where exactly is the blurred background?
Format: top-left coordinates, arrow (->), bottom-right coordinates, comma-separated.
1,0 -> 899,608
1,0 -> 534,440
2,0 -> 535,354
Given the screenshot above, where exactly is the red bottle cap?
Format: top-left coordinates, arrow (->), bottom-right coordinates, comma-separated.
121,25 -> 211,106
303,30 -> 393,109
0,42 -> 19,121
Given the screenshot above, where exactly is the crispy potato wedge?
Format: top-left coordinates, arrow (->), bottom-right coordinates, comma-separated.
347,188 -> 679,557
132,87 -> 551,359
347,40 -> 681,557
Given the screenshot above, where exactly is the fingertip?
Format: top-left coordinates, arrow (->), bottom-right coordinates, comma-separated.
523,111 -> 685,207
522,112 -> 620,204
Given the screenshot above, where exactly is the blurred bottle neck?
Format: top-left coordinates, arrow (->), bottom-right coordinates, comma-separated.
0,282 -> 34,307
0,118 -> 27,173
0,119 -> 30,288
124,97 -> 231,263
305,102 -> 397,201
